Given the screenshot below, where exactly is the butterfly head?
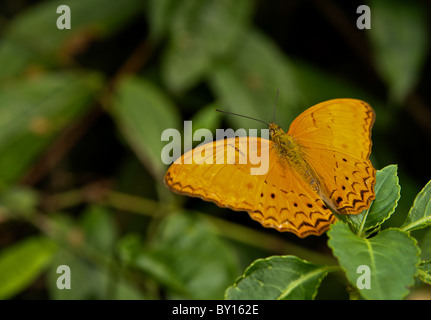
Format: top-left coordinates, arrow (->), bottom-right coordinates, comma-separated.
269,122 -> 286,141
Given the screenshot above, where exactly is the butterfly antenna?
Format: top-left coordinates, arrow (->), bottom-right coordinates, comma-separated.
273,88 -> 279,123
215,109 -> 270,126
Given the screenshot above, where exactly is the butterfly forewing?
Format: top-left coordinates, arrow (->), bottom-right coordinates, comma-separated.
165,137 -> 269,210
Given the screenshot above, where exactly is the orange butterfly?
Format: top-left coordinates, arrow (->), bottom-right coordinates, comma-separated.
164,99 -> 376,237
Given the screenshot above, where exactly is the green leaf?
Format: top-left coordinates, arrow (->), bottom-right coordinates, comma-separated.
146,0 -> 182,41
420,228 -> 431,261
0,187 -> 38,217
117,234 -> 187,296
151,211 -> 239,299
0,71 -> 104,186
209,29 -> 301,131
47,247 -> 109,300
162,0 -> 253,92
45,212 -> 105,300
80,205 -> 117,254
369,0 -> 428,103
225,255 -> 333,300
110,76 -> 180,179
418,260 -> 431,285
338,165 -> 400,236
190,102 -> 222,142
328,222 -> 420,300
118,214 -> 239,299
0,236 -> 57,299
0,0 -> 144,79
47,209 -> 145,300
110,274 -> 147,300
401,180 -> 431,232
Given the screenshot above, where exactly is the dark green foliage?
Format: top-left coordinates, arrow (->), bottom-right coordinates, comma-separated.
0,0 -> 430,300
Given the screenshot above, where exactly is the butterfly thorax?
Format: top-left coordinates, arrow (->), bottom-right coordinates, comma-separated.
269,122 -> 321,194
269,122 -> 300,160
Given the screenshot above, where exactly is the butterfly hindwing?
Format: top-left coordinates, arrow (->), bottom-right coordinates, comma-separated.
248,152 -> 335,237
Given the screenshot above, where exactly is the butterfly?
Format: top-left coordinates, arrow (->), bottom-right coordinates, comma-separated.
164,99 -> 376,237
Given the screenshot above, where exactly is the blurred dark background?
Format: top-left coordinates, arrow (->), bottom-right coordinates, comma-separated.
0,0 -> 430,299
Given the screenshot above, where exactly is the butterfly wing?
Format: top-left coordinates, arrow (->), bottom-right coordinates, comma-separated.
164,137 -> 334,237
246,147 -> 335,237
287,98 -> 376,215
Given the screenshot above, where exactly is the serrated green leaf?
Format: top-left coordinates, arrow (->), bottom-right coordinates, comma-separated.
328,222 -> 420,300
369,0 -> 428,103
0,236 -> 57,299
225,256 -> 333,300
209,29 -> 301,131
401,180 -> 431,232
110,76 -> 180,179
0,71 -> 103,186
162,0 -> 253,92
339,165 -> 400,236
